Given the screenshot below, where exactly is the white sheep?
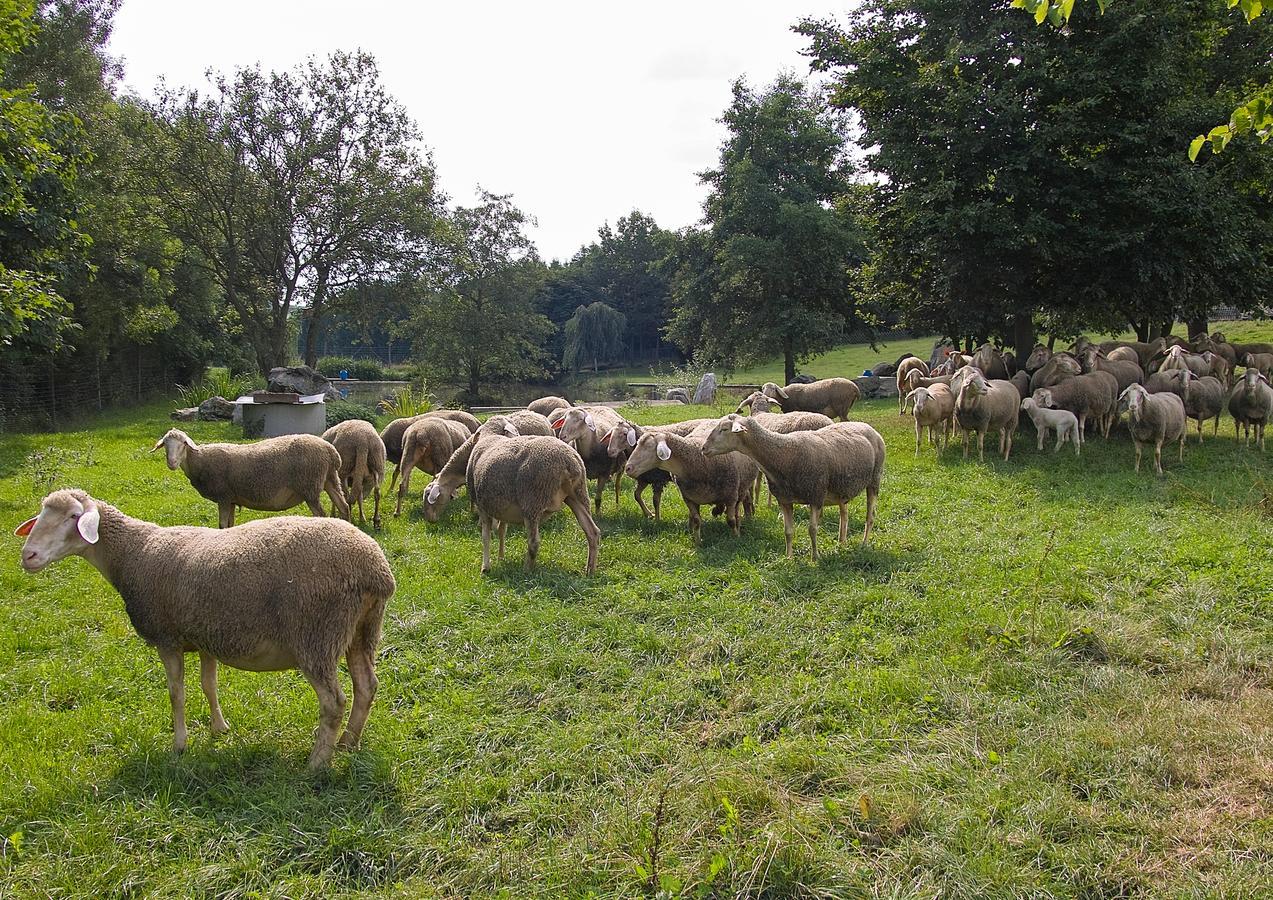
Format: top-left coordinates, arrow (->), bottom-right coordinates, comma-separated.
1019,398 -> 1081,456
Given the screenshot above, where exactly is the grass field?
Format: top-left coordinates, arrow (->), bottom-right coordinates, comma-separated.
1,336 -> 1272,896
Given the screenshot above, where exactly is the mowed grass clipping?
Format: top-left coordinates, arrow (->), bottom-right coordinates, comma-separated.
1,368 -> 1272,895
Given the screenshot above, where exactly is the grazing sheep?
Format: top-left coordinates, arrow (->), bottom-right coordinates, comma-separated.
381,410 -> 480,468
1029,352 -> 1083,394
527,395 -> 572,417
623,430 -> 758,542
392,417 -> 473,516
735,390 -> 780,415
761,378 -> 860,421
1179,372 -> 1225,443
903,385 -> 954,453
1227,368 -> 1272,450
971,344 -> 1011,380
416,418 -> 522,522
602,418 -> 719,518
1020,398 -> 1081,456
1032,371 -> 1119,438
955,371 -> 1021,461
1079,345 -> 1144,394
321,420 -> 386,528
552,406 -> 629,512
15,489 -> 394,770
701,414 -> 884,561
1118,384 -> 1186,474
153,429 -> 349,528
425,432 -> 601,574
896,358 -> 930,412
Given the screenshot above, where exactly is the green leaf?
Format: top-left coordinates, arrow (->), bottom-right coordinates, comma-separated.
1034,2 -> 1050,24
1060,0 -> 1076,19
1188,135 -> 1206,161
987,750 -> 1002,764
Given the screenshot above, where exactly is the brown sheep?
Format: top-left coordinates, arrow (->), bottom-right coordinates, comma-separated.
322,420 -> 387,528
1118,384 -> 1186,475
761,378 -> 860,421
955,371 -> 1020,461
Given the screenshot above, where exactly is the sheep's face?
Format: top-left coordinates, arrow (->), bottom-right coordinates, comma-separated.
702,415 -> 746,457
553,408 -> 595,443
421,474 -> 464,523
760,382 -> 787,401
1020,397 -> 1036,413
15,490 -> 100,572
152,429 -> 195,470
904,369 -> 923,392
907,388 -> 930,415
1025,345 -> 1052,371
1242,368 -> 1270,394
1118,385 -> 1147,417
623,434 -> 667,478
735,391 -> 771,415
601,423 -> 638,459
1032,388 -> 1055,409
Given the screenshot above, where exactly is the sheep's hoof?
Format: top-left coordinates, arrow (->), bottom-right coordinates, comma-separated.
336,732 -> 359,751
210,718 -> 231,735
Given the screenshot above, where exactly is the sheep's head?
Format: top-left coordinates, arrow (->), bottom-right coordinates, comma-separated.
760,382 -> 789,401
1020,397 -> 1037,413
904,369 -> 924,392
1118,384 -> 1148,417
624,433 -> 670,478
478,416 -> 519,438
1242,367 -> 1270,393
152,428 -> 196,471
15,488 -> 101,572
735,391 -> 774,415
904,387 -> 929,415
702,414 -> 748,457
552,407 -> 595,443
1032,388 -> 1055,409
600,421 -> 639,459
421,473 -> 465,523
1025,345 -> 1052,371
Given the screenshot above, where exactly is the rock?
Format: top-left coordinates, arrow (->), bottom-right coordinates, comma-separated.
791,373 -> 816,384
871,361 -> 898,378
198,396 -> 235,420
929,341 -> 953,369
876,379 -> 900,398
171,406 -> 199,422
852,375 -> 881,399
666,388 -> 690,403
267,365 -> 341,401
692,372 -> 717,405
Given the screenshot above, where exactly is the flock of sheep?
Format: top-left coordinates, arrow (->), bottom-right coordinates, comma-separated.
899,332 -> 1271,474
12,330 -> 1270,770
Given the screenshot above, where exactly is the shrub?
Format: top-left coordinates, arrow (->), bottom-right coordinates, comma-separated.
316,356 -> 356,378
175,369 -> 259,408
350,359 -> 386,381
325,400 -> 379,428
380,383 -> 434,419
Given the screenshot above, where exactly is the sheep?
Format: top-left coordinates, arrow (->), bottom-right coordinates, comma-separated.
701,414 -> 884,561
527,395 -> 572,417
416,418 -> 522,522
321,420 -> 386,528
1227,368 -> 1272,450
1019,398 -> 1081,456
1079,345 -> 1144,394
623,430 -> 758,542
1118,384 -> 1186,474
1010,370 -> 1032,401
955,371 -> 1021,461
1032,371 -> 1119,439
153,429 -> 349,528
1158,345 -> 1210,378
1179,372 -> 1226,443
1243,352 -> 1273,377
424,432 -> 601,574
1024,344 -> 1053,373
380,410 -> 480,468
1191,333 -> 1238,371
1233,340 -> 1273,362
902,385 -> 954,453
735,390 -> 781,415
15,488 -> 394,770
971,343 -> 1011,380
1106,346 -> 1140,365
551,406 -> 629,512
896,358 -> 930,412
392,416 -> 473,516
761,378 -> 860,421
1098,338 -> 1165,369
1145,368 -> 1188,400
903,370 -> 955,394
1029,352 -> 1082,394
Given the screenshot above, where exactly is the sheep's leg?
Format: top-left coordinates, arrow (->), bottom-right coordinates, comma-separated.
394,460 -> 415,516
497,521 -> 507,560
634,482 -> 652,519
309,496 -> 328,517
688,504 -> 702,544
371,481 -> 381,530
1213,416 -> 1219,437
779,503 -> 795,559
338,604 -> 382,750
652,483 -> 665,521
742,486 -> 755,520
1196,418 -> 1204,444
387,464 -> 400,493
807,505 -> 820,562
838,502 -> 848,546
1134,441 -> 1143,473
565,490 -> 600,575
1154,440 -> 1164,476
1179,434 -> 1185,461
863,485 -> 878,544
613,470 -> 623,508
1073,428 -> 1081,457
525,517 -> 540,571
324,472 -> 350,520
977,431 -> 985,462
593,476 -> 609,514
301,665 -> 346,771
1038,427 -> 1046,452
914,421 -> 922,455
218,502 -> 235,529
728,502 -> 740,537
159,648 -> 188,753
479,515 -> 493,573
199,651 -> 229,735
1003,428 -> 1013,461
355,486 -> 367,526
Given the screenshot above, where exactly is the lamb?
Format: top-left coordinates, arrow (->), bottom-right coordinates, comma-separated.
321,420 -> 386,528
1079,345 -> 1144,394
424,431 -> 601,574
15,489 -> 394,770
761,377 -> 860,421
527,395 -> 572,417
895,357 -> 930,412
392,416 -> 473,516
380,410 -> 480,468
1227,368 -> 1272,450
1118,384 -> 1186,474
153,429 -> 349,528
1032,371 -> 1119,438
903,385 -> 954,453
735,390 -> 780,415
701,414 -> 884,561
1019,398 -> 1081,456
552,406 -> 629,512
623,430 -> 758,542
955,371 -> 1021,461
1179,372 -> 1225,443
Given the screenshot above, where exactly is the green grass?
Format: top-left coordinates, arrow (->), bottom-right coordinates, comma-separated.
2,364 -> 1272,896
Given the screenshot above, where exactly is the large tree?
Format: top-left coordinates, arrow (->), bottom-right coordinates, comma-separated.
562,301 -> 626,373
665,75 -> 867,384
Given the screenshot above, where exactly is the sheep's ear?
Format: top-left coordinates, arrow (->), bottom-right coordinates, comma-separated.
76,505 -> 100,544
775,385 -> 790,399
730,418 -> 746,433
14,516 -> 37,537
584,413 -> 595,430
626,428 -> 637,447
599,429 -> 612,445
149,438 -> 164,452
425,483 -> 440,504
503,421 -> 519,436
656,439 -> 671,461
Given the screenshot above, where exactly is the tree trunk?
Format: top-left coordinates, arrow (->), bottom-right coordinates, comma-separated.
1187,315 -> 1207,340
1134,320 -> 1150,342
1011,313 -> 1035,366
783,337 -> 795,385
303,266 -> 331,368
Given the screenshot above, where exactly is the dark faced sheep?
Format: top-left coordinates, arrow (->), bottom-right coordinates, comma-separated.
322,419 -> 387,528
16,489 -> 394,770
1024,344 -> 1053,374
971,344 -> 1011,380
761,378 -> 860,421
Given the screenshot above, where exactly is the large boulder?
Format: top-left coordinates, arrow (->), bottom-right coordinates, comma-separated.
791,373 -> 817,384
692,372 -> 717,405
198,396 -> 235,421
267,365 -> 341,401
666,388 -> 690,403
871,361 -> 898,378
852,374 -> 881,399
171,406 -> 199,422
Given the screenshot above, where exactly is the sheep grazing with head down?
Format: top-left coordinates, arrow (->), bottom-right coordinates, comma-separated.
1118,384 -> 1186,474
527,395 -> 572,417
902,385 -> 954,454
1019,398 -> 1081,456
760,378 -> 860,421
701,413 -> 884,561
392,416 -> 473,516
1227,368 -> 1272,450
321,419 -> 386,528
735,391 -> 780,415
955,370 -> 1020,461
15,488 -> 395,770
154,429 -> 349,528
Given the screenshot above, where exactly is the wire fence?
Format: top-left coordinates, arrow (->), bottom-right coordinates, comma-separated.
0,357 -> 181,433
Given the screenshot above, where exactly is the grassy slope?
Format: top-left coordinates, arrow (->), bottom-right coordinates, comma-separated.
0,343 -> 1271,896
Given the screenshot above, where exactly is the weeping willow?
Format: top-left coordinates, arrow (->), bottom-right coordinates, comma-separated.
563,302 -> 626,373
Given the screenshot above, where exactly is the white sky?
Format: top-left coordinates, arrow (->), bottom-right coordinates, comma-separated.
107,0 -> 849,262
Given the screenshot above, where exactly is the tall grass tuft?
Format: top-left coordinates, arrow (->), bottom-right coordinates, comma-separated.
175,369 -> 260,407
380,383 -> 434,418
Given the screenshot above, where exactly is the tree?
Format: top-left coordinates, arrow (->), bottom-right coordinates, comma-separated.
563,301 -> 626,372
665,75 -> 867,384
410,192 -> 552,401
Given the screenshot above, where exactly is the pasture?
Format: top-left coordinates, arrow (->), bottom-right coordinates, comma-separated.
1,376 -> 1271,896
